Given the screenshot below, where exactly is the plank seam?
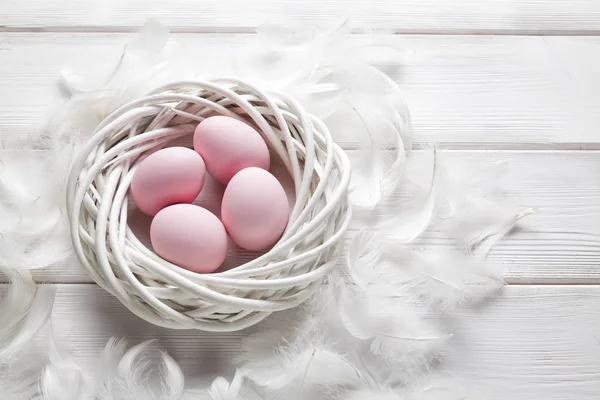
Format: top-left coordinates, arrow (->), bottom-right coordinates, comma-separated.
4,25 -> 600,36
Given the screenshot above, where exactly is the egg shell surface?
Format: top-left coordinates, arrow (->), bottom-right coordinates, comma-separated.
130,147 -> 206,216
221,167 -> 289,251
150,204 -> 228,274
193,116 -> 270,185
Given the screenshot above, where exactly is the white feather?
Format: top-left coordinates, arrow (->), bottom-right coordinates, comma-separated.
36,336 -> 185,400
0,150 -> 72,270
61,19 -> 172,97
104,340 -> 185,400
0,283 -> 55,360
1,348 -> 45,400
207,369 -> 260,400
346,233 -> 504,309
473,207 -> 537,258
38,327 -> 88,400
53,19 -> 195,159
333,68 -> 411,211
0,274 -> 55,400
374,147 -> 436,242
337,284 -> 450,373
433,157 -> 535,257
97,338 -> 129,391
239,323 -> 361,396
0,269 -> 37,335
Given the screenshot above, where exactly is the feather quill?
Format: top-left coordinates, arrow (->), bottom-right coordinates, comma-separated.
374,147 -> 436,242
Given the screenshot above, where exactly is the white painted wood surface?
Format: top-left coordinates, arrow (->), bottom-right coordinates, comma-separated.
2,1 -> 600,34
1,1 -> 599,398
2,33 -> 600,148
37,284 -> 600,398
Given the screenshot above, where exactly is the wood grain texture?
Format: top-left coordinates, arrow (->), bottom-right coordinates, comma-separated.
3,1 -> 600,34
19,149 -> 599,284
8,284 -> 595,399
1,33 -> 600,148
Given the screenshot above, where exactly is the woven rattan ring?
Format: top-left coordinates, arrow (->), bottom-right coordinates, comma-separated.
66,79 -> 352,332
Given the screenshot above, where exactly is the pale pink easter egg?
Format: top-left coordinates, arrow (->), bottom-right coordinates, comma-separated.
131,147 -> 206,216
221,167 -> 289,251
150,204 -> 228,273
193,116 -> 270,185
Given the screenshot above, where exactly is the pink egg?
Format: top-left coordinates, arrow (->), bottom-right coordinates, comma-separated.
150,204 -> 228,273
193,116 -> 270,184
221,167 -> 289,251
131,147 -> 206,216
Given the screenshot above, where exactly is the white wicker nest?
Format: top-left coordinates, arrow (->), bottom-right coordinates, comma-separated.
66,79 -> 352,332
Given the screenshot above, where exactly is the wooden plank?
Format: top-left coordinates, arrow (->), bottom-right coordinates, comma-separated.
16,150 -> 600,284
9,284 -> 598,399
3,1 -> 600,34
2,33 -> 600,148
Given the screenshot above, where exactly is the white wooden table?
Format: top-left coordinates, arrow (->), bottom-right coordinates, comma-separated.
1,1 -> 600,398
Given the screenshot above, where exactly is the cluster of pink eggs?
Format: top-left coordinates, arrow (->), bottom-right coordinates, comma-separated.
130,116 -> 289,274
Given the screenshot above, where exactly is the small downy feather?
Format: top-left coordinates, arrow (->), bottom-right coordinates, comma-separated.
37,336 -> 185,400
346,233 -> 504,309
0,149 -> 72,270
376,147 -> 436,241
104,340 -> 185,400
0,269 -> 37,337
1,351 -> 44,400
60,18 -> 182,101
239,323 -> 361,397
38,324 -> 88,400
0,279 -> 55,360
207,369 -> 260,400
61,19 -> 169,95
337,70 -> 411,210
52,19 -> 195,158
94,338 -> 129,398
1,273 -> 55,400
337,284 -> 450,373
472,207 -> 537,259
433,157 -> 535,257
